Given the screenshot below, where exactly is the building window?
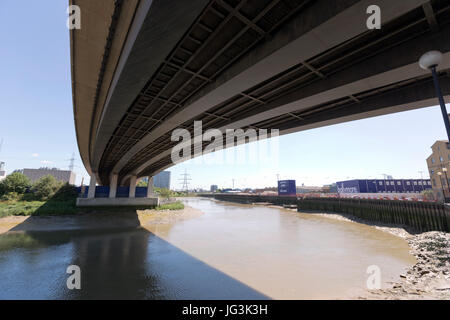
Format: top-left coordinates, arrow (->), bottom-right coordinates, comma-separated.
440,156 -> 444,162
431,170 -> 434,175
418,181 -> 422,185
397,181 -> 401,185
407,181 -> 411,185
433,179 -> 437,187
432,158 -> 435,164
379,181 -> 383,185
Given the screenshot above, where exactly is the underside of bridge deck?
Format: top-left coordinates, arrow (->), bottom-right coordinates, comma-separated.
71,0 -> 450,187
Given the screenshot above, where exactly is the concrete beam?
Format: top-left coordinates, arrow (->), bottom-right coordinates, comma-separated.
87,174 -> 97,199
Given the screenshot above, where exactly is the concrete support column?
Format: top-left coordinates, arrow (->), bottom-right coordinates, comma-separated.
129,175 -> 137,198
109,174 -> 118,198
87,174 -> 97,199
147,176 -> 154,197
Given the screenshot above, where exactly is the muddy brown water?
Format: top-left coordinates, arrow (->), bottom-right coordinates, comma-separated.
0,198 -> 415,299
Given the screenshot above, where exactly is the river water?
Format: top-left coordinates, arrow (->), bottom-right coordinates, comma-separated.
0,198 -> 415,299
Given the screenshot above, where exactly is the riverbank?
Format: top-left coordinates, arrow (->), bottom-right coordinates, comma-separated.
0,203 -> 203,234
305,211 -> 450,300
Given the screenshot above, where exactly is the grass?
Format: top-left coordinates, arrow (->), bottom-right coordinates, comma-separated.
0,199 -> 184,217
155,201 -> 184,211
0,192 -> 185,217
0,199 -> 78,217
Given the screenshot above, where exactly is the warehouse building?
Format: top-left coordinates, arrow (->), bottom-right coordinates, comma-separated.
18,168 -> 76,184
337,179 -> 432,195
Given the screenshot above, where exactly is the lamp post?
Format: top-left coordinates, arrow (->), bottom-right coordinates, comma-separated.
419,51 -> 450,144
437,171 -> 445,202
442,167 -> 449,192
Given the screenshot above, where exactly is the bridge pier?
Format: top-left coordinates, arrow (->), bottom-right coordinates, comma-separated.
147,176 -> 155,197
129,175 -> 137,198
109,174 -> 118,198
87,174 -> 97,199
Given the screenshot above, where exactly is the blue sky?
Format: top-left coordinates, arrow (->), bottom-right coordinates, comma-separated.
0,0 -> 448,189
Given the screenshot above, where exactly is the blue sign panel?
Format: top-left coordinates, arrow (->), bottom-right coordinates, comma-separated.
278,180 -> 296,196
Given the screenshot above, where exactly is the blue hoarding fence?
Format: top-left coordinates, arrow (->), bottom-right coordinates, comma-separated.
77,186 -> 149,198
336,179 -> 432,194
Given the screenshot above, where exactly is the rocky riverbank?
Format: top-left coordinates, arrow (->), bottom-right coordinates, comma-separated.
307,212 -> 450,300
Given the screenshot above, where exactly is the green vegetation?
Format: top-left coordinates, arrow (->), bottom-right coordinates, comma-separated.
31,175 -> 64,201
0,172 -> 79,217
0,172 -> 186,217
0,172 -> 31,195
153,187 -> 195,198
0,200 -> 77,218
156,201 -> 184,211
137,180 -> 148,187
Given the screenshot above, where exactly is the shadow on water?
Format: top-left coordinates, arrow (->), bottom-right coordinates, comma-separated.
0,210 -> 269,300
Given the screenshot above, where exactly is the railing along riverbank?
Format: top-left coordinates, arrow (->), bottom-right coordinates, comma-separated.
199,194 -> 450,232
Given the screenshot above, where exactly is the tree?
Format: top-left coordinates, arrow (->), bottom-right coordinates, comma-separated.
0,172 -> 31,195
137,179 -> 148,187
158,188 -> 172,199
31,175 -> 63,201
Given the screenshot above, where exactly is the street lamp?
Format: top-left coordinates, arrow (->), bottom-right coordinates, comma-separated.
437,171 -> 445,202
419,51 -> 450,144
443,167 -> 449,192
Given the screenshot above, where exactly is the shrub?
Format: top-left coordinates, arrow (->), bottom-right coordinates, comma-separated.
0,172 -> 31,195
137,180 -> 148,187
31,175 -> 63,201
51,183 -> 78,201
0,192 -> 21,201
158,188 -> 172,199
156,201 -> 184,210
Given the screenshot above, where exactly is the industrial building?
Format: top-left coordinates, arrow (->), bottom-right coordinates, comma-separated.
17,168 -> 76,184
210,185 -> 218,193
336,179 -> 432,195
153,171 -> 171,189
426,140 -> 450,201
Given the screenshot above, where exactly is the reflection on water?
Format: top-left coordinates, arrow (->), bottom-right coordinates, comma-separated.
0,198 -> 415,299
0,228 -> 268,299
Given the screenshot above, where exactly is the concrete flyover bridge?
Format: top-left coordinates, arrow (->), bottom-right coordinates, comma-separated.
70,0 -> 450,203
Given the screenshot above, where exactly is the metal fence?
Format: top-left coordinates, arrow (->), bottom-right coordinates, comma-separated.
298,197 -> 449,232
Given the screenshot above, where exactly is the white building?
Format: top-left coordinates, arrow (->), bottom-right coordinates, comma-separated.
0,162 -> 6,181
